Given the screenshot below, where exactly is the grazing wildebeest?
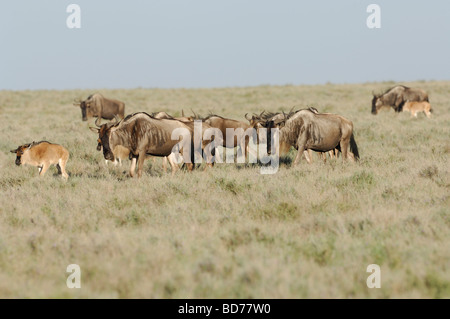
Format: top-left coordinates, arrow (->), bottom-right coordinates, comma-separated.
10,141 -> 69,179
91,112 -> 214,177
263,108 -> 360,165
203,114 -> 253,162
403,101 -> 432,118
74,93 -> 125,122
371,86 -> 429,115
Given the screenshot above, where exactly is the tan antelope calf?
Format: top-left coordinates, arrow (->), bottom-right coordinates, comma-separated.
10,141 -> 69,179
403,101 -> 432,118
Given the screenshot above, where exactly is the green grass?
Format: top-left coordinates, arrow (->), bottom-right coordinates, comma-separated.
0,81 -> 449,298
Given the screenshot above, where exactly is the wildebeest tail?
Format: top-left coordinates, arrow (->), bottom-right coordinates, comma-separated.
350,133 -> 360,161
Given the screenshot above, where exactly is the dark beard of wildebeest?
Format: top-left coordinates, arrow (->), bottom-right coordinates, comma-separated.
371,85 -> 429,115
263,108 -> 359,164
74,93 -> 125,122
91,112 -> 216,177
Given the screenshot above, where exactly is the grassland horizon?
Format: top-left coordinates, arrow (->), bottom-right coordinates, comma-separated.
0,80 -> 448,298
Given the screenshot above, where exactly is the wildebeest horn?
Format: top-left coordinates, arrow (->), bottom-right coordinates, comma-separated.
245,113 -> 251,121
289,106 -> 295,114
10,148 -> 17,153
190,109 -> 198,119
73,98 -> 81,106
95,117 -> 102,127
113,114 -> 121,124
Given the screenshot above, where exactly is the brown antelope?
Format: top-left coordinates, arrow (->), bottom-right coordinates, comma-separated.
10,141 -> 69,179
403,101 -> 432,118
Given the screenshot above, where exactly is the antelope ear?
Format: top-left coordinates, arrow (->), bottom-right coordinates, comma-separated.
89,127 -> 99,133
10,149 -> 17,153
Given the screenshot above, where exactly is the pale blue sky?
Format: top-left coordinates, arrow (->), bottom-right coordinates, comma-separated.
1,0 -> 449,90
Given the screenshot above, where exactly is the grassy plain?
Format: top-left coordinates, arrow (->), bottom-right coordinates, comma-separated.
0,81 -> 448,298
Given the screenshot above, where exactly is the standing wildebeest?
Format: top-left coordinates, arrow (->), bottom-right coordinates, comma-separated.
203,114 -> 252,162
91,112 -> 215,177
149,111 -> 212,171
403,101 -> 432,118
263,109 -> 359,165
10,141 -> 69,179
371,85 -> 429,115
74,93 -> 125,123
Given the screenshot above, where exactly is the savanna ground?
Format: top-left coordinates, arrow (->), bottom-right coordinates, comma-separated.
0,81 -> 448,298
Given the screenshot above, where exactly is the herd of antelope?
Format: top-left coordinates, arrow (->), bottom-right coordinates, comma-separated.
10,85 -> 432,179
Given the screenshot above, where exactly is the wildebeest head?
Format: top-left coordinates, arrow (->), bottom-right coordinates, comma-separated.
261,112 -> 286,155
90,117 -> 120,161
74,97 -> 94,121
371,93 -> 383,115
245,111 -> 266,144
10,143 -> 32,166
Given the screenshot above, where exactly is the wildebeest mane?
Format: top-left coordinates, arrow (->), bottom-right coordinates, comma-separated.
28,140 -> 53,148
203,113 -> 224,121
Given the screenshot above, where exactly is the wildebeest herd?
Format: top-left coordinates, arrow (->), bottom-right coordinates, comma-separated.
10,85 -> 432,179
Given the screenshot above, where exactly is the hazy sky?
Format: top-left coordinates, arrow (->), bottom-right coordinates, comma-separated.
1,1 -> 449,90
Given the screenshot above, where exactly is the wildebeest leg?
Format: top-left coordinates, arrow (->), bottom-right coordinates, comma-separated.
129,157 -> 137,177
340,138 -> 350,162
39,163 -> 50,177
244,135 -> 250,162
59,157 -> 69,180
162,156 -> 168,173
167,153 -> 179,176
304,150 -> 312,163
136,151 -> 147,178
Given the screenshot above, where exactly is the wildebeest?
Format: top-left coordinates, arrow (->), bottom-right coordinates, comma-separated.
403,101 -> 432,118
245,111 -> 267,144
251,108 -> 323,162
263,108 -> 359,164
74,93 -> 125,123
10,141 -> 69,179
91,112 -> 215,177
371,85 -> 429,115
149,111 -> 209,171
203,114 -> 252,162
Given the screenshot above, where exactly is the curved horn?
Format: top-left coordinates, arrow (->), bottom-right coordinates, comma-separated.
73,98 -> 81,106
289,105 -> 295,114
95,117 -> 102,127
245,113 -> 251,121
113,114 -> 121,124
